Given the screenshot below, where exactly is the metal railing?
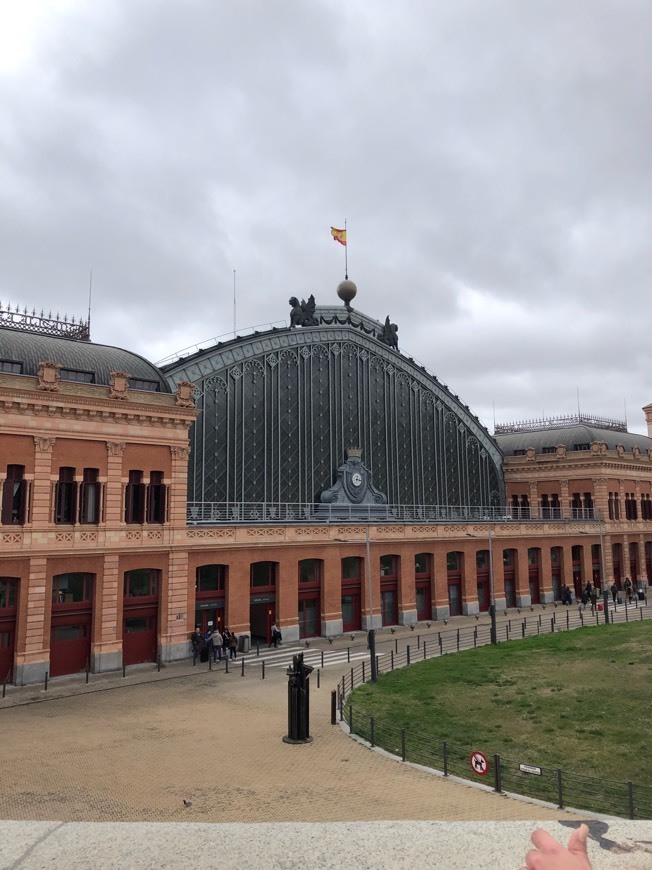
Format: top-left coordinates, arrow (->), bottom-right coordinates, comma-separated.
186,501 -> 604,525
336,601 -> 652,819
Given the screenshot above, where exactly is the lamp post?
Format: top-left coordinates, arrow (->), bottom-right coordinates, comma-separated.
335,527 -> 377,681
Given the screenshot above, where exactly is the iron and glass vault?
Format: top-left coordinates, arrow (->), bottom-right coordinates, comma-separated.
162,297 -> 504,522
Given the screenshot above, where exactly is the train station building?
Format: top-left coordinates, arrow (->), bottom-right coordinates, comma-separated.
2,287 -> 652,682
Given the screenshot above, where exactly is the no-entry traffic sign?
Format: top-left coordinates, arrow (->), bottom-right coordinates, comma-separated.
470,750 -> 489,776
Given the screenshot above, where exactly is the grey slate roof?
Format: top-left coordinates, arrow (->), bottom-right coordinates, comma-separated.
495,424 -> 652,456
0,327 -> 170,392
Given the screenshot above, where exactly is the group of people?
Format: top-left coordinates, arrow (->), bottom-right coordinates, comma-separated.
579,581 -> 600,613
559,577 -> 642,611
191,626 -> 238,662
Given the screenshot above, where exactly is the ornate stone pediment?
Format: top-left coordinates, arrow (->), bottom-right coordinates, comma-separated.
37,361 -> 61,392
320,448 -> 388,506
175,380 -> 196,408
109,371 -> 131,400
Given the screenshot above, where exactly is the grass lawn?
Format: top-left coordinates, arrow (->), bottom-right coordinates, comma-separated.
348,621 -> 652,786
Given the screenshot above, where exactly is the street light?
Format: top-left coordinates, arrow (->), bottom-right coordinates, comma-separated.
466,528 -> 497,645
335,527 -> 377,681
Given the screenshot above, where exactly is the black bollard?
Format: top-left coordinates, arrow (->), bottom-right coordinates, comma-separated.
283,652 -> 314,744
44,671 -> 48,691
330,690 -> 337,724
241,658 -> 245,677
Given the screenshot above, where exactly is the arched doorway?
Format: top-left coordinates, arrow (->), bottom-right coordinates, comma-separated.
50,573 -> 93,677
249,561 -> 277,644
415,553 -> 432,621
122,569 -> 159,665
0,578 -> 17,683
341,556 -> 361,633
195,564 -> 226,635
298,559 -> 321,638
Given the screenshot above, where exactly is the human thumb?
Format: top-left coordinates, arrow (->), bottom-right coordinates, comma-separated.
567,824 -> 590,863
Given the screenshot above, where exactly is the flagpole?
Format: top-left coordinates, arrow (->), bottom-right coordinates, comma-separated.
344,218 -> 348,279
233,268 -> 236,338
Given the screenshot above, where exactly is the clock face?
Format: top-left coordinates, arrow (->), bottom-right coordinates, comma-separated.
351,472 -> 362,487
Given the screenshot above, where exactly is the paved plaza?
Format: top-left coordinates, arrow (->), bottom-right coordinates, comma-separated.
0,628 -> 599,825
2,621 -> 652,868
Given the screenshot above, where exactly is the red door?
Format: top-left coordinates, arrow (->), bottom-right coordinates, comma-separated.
342,590 -> 361,632
0,622 -> 15,683
477,580 -> 490,612
50,574 -> 93,677
0,578 -> 17,683
50,615 -> 91,677
123,609 -> 158,665
416,581 -> 431,621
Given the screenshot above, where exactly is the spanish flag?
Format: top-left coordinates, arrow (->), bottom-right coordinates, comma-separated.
330,227 -> 347,246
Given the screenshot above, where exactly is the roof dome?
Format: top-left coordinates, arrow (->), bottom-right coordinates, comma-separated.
0,327 -> 171,393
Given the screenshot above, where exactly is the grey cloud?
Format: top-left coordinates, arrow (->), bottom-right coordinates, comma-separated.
1,0 -> 651,433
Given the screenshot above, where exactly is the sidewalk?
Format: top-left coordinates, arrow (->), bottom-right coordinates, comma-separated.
0,643 -> 594,825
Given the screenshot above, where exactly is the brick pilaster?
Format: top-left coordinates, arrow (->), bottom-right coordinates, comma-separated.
31,437 -> 55,526
105,442 -> 125,525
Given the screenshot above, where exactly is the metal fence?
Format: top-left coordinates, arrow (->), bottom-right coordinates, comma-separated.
187,501 -> 603,525
336,601 -> 652,819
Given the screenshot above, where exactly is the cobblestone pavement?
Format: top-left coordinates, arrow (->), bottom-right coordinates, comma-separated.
0,637 -> 591,825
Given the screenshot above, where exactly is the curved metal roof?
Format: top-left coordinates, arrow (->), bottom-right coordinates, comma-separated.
0,327 -> 170,393
495,424 -> 652,455
162,312 -> 503,472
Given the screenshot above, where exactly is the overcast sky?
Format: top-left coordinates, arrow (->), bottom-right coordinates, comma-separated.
2,0 -> 651,434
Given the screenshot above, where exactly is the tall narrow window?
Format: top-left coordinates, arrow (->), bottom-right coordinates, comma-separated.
146,471 -> 166,524
79,468 -> 101,524
54,467 -> 78,524
2,465 -> 28,525
125,470 -> 145,524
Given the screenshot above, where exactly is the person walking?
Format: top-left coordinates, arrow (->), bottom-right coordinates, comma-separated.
228,630 -> 238,659
191,626 -> 202,659
590,587 -> 598,615
610,582 -> 618,605
213,628 -> 223,662
204,627 -> 214,661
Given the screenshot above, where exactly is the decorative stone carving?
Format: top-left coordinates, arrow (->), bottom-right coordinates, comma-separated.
647,448 -> 652,462
319,448 -> 388,508
106,441 -> 126,457
591,441 -> 607,455
632,445 -> 641,458
175,380 -> 196,408
187,528 -> 235,539
377,316 -> 398,349
616,444 -> 625,457
170,444 -> 191,461
526,447 -> 536,460
289,295 -> 319,327
109,371 -> 131,400
37,361 -> 61,392
33,436 -> 55,453
555,444 -> 566,458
